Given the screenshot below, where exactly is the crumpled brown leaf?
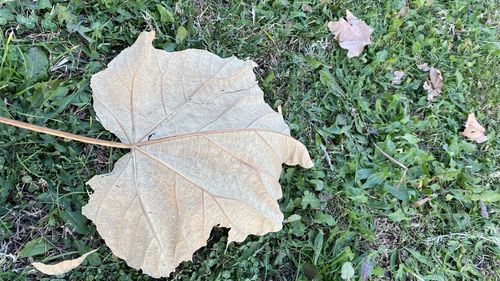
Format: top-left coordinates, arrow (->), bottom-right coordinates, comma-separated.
479,201 -> 489,218
32,249 -> 98,276
396,5 -> 409,18
413,197 -> 432,208
327,10 -> 373,58
81,31 -> 313,278
419,65 -> 443,101
392,71 -> 405,85
417,63 -> 430,71
459,113 -> 488,143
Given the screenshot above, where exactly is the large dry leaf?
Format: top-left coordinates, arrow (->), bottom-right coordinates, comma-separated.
459,113 -> 488,143
81,31 -> 313,278
327,10 -> 373,58
32,249 -> 98,275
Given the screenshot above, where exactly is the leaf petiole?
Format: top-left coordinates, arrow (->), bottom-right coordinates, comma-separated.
0,116 -> 131,149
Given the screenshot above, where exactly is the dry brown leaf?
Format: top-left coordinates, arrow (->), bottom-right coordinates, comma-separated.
479,201 -> 489,218
417,63 -> 430,71
429,68 -> 443,91
81,31 -> 313,278
301,3 -> 312,13
459,113 -> 488,143
327,10 -> 373,58
32,249 -> 98,275
396,5 -> 409,18
392,70 -> 405,85
413,197 -> 432,208
423,67 -> 443,101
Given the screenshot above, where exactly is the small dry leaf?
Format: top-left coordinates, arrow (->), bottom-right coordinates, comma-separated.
32,249 -> 98,275
423,81 -> 437,100
479,201 -> 489,218
327,10 -> 373,58
414,197 -> 432,208
459,113 -> 488,143
417,63 -> 430,71
423,67 -> 443,101
392,70 -> 405,85
360,257 -> 373,281
81,31 -> 313,278
429,68 -> 443,90
301,3 -> 313,13
396,5 -> 409,18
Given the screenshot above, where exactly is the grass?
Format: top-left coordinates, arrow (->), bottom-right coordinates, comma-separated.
0,0 -> 499,280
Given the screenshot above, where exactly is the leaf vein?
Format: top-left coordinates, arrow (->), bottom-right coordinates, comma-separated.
132,149 -> 167,261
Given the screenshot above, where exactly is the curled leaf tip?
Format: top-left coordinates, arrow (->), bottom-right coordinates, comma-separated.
32,249 -> 98,276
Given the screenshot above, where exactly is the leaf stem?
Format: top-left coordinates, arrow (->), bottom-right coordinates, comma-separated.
0,116 -> 132,149
372,142 -> 408,188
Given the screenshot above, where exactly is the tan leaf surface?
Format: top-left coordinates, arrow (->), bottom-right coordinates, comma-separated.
459,113 -> 488,143
32,249 -> 98,275
81,31 -> 313,278
327,10 -> 373,58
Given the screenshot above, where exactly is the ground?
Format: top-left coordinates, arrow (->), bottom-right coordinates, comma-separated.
0,0 -> 499,280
